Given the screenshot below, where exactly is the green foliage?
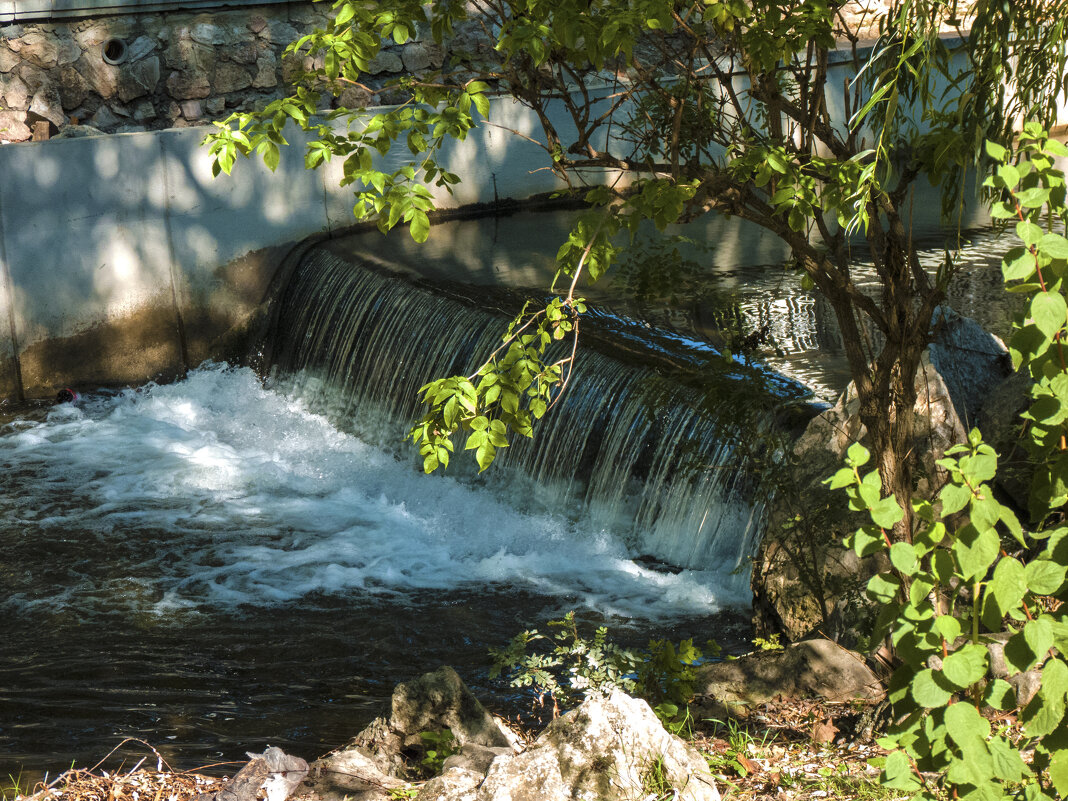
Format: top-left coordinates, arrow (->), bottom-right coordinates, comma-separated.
1,772 -> 28,801
828,130 -> 1068,801
639,755 -> 675,800
488,611 -> 704,727
408,293 -> 585,473
201,0 -> 1068,477
419,729 -> 458,774
752,633 -> 784,652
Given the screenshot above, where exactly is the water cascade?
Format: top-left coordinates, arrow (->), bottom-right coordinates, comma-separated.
268,245 -> 806,588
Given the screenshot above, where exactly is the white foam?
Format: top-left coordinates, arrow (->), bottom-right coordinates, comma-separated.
0,363 -> 746,619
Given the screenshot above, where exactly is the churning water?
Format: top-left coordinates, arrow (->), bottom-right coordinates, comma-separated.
0,362 -> 753,776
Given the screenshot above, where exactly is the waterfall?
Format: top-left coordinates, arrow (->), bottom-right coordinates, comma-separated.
267,246 -> 804,580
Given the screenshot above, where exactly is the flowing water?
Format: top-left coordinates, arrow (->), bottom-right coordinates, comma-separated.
0,212 -> 1018,778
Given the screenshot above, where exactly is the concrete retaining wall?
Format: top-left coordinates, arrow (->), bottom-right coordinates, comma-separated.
0,92 -> 581,400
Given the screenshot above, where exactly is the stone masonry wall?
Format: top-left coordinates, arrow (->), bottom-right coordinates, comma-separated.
0,1 -> 950,144
0,2 -> 463,142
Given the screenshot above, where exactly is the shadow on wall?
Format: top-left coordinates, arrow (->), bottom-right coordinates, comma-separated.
0,90 -> 580,401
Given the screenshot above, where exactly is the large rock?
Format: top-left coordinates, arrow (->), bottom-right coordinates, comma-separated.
928,306 -> 1012,428
166,69 -> 211,100
693,639 -> 884,716
77,53 -> 120,98
305,667 -> 513,801
252,52 -> 279,89
977,370 -> 1033,513
389,666 -> 512,749
754,356 -> 967,644
308,746 -> 406,801
472,691 -> 719,801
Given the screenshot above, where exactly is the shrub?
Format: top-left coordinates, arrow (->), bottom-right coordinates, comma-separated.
830,125 -> 1068,800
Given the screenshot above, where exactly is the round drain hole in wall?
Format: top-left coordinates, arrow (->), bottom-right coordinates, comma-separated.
102,38 -> 128,65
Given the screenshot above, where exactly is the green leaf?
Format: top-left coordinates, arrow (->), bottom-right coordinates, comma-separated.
870,496 -> 904,529
940,482 -> 972,516
866,573 -> 901,604
989,735 -> 1029,782
826,467 -> 855,490
911,668 -> 954,707
1049,748 -> 1068,799
846,441 -> 870,466
1032,292 -> 1067,339
889,541 -> 919,574
1026,559 -> 1067,595
942,643 -> 988,688
409,209 -> 430,243
932,549 -> 958,583
1018,220 -> 1045,246
952,524 -> 1000,581
263,141 -> 280,172
1025,618 -> 1055,663
1018,186 -> 1052,208
1002,247 -> 1036,281
1041,233 -> 1068,260
1023,657 -> 1067,737
880,750 -> 920,790
983,678 -> 1016,710
985,140 -> 1008,161
944,701 -> 991,748
984,556 -> 1027,630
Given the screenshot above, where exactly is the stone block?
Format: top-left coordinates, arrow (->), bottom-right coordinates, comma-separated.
89,103 -> 122,129
1,72 -> 28,110
337,85 -> 372,108
205,96 -> 225,115
77,52 -> 119,98
367,50 -> 403,74
0,45 -> 17,73
132,99 -> 156,122
56,37 -> 80,67
126,35 -> 157,63
18,31 -> 58,68
180,99 -> 202,119
248,15 -> 267,34
166,69 -> 211,100
401,42 -> 432,72
75,20 -> 133,50
0,109 -> 29,141
280,53 -> 309,84
213,62 -> 251,94
117,55 -> 159,102
262,19 -> 299,45
225,40 -> 259,65
163,38 -> 215,74
29,85 -> 65,127
251,52 -> 277,88
56,66 -> 88,110
190,21 -> 229,47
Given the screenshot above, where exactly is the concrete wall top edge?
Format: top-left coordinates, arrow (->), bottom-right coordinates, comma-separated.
1,0 -> 291,23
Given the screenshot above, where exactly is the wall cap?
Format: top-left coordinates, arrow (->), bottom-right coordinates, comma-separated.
0,0 -> 293,23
